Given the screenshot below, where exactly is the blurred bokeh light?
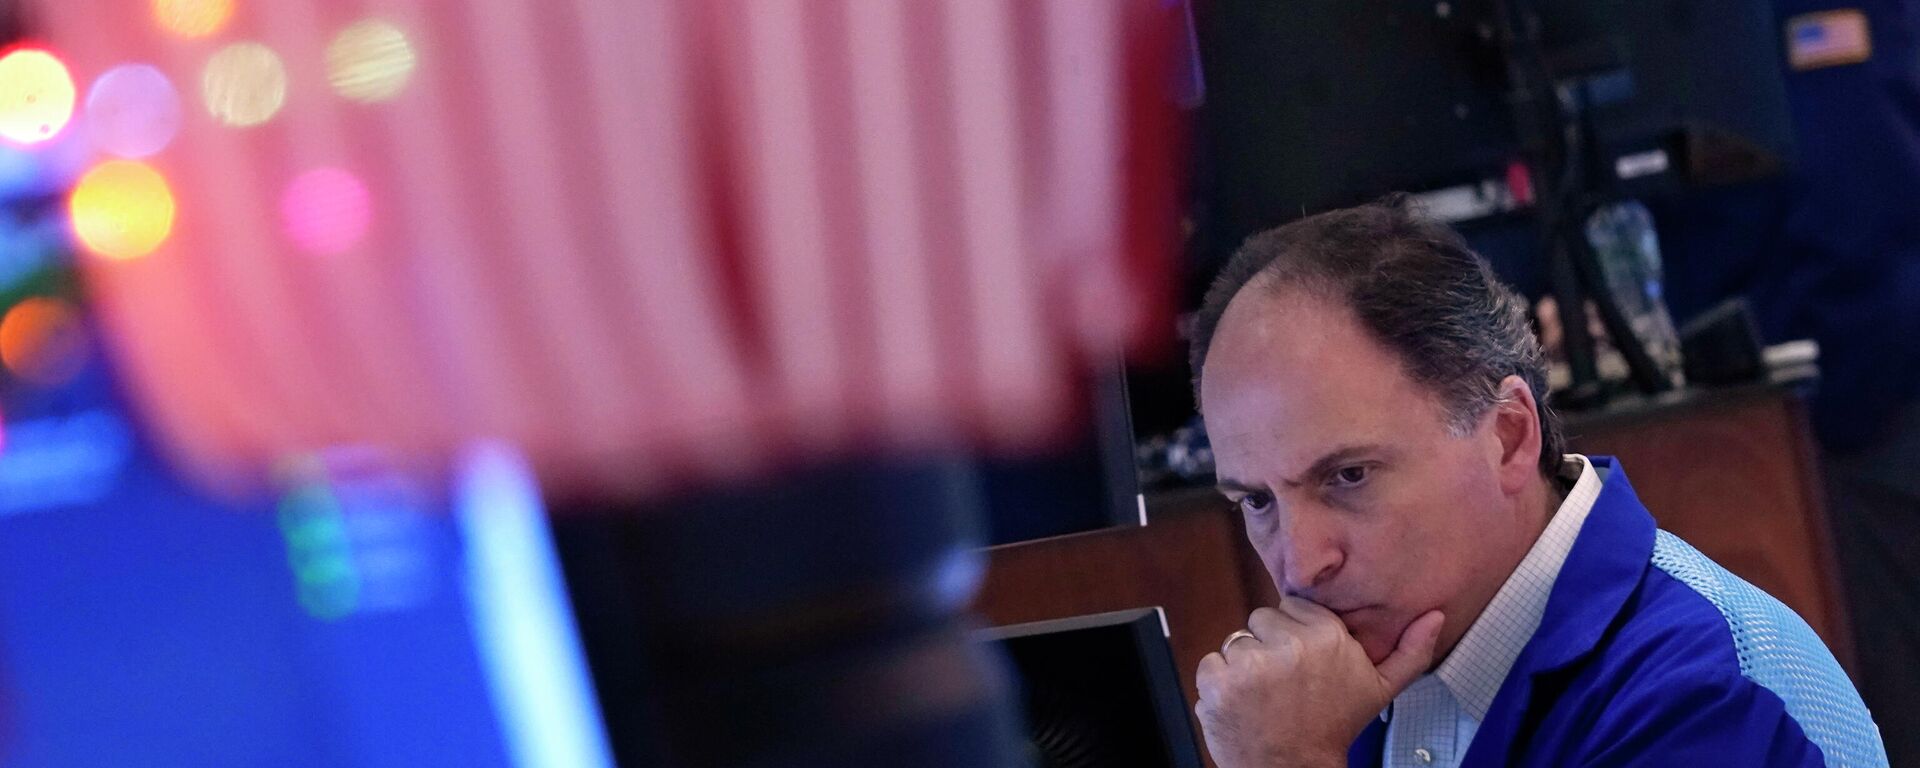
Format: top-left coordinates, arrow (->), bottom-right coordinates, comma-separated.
281,167 -> 370,255
202,42 -> 287,128
0,46 -> 77,146
152,0 -> 235,39
86,64 -> 183,159
0,297 -> 90,387
326,20 -> 416,104
68,159 -> 176,260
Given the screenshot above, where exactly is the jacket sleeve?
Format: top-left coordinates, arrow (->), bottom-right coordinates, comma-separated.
1576,671 -> 1827,768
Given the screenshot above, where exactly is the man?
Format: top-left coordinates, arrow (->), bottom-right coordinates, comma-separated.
1186,198 -> 1886,767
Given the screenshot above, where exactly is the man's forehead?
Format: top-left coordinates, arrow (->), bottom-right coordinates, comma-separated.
1203,287 -> 1371,395
1201,287 -> 1450,477
1210,282 -> 1341,356
1211,418 -> 1398,477
1203,294 -> 1394,410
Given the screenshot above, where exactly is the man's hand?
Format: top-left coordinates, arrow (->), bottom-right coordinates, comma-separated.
1194,598 -> 1445,768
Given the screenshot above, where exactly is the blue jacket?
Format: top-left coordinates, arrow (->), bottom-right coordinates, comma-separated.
1348,457 -> 1888,767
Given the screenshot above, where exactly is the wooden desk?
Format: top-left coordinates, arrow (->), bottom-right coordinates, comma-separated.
972,376 -> 1850,764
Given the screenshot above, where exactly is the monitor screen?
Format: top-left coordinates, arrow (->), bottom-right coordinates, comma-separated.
983,608 -> 1203,768
1194,0 -> 1793,253
0,139 -> 611,767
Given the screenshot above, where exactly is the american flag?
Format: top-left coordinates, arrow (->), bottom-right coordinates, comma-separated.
31,0 -> 1183,499
1786,10 -> 1873,71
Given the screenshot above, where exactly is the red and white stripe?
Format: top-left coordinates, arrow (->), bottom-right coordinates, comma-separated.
34,0 -> 1181,501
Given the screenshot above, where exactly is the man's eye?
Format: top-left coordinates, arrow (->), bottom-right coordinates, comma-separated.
1238,492 -> 1274,514
1330,465 -> 1370,488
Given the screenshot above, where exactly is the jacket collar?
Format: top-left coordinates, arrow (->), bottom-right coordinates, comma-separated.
1515,455 -> 1655,672
1351,456 -> 1654,767
1457,455 -> 1657,765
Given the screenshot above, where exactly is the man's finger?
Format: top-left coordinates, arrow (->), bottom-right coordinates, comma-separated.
1274,595 -> 1346,644
1375,610 -> 1446,693
1197,651 -> 1227,695
1246,606 -> 1301,641
1276,595 -> 1340,625
1220,631 -> 1262,663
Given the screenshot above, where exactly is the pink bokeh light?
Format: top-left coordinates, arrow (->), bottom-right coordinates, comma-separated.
87,64 -> 182,158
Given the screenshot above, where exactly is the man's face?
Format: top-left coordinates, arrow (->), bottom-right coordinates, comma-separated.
1200,287 -> 1524,664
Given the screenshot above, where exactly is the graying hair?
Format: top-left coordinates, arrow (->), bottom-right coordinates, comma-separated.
1190,195 -> 1564,475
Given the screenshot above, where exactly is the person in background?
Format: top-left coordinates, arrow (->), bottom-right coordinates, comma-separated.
1188,198 -> 1884,767
1650,2 -> 1920,764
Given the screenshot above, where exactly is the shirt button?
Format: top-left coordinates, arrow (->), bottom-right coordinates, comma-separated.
1414,747 -> 1434,764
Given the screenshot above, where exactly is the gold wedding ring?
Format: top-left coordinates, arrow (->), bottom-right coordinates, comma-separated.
1221,628 -> 1258,655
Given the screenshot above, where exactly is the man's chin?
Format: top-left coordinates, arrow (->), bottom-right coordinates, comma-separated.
1343,613 -> 1405,665
1353,632 -> 1396,665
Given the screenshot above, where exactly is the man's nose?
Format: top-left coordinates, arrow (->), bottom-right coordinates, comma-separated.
1280,510 -> 1345,592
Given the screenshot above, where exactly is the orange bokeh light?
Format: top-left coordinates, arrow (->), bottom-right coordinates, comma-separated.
0,46 -> 77,146
153,0 -> 235,39
0,298 -> 89,388
70,160 -> 178,261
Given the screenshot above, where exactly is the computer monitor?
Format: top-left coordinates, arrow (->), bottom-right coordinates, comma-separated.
0,406 -> 613,768
0,138 -> 612,766
1194,0 -> 1793,255
981,362 -> 1144,546
982,608 -> 1203,768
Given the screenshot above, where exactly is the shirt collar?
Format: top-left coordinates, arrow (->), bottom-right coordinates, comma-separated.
1387,454 -> 1604,722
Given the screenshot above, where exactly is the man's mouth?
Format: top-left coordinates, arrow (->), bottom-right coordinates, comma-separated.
1286,593 -> 1378,624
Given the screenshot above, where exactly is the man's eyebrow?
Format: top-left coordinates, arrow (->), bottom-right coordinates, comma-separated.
1293,444 -> 1391,485
1214,443 -> 1394,494
1215,477 -> 1265,495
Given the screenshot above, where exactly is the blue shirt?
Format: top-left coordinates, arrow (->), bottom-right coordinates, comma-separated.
1348,456 -> 1887,767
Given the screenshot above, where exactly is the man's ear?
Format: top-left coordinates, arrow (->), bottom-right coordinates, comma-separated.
1487,375 -> 1543,496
